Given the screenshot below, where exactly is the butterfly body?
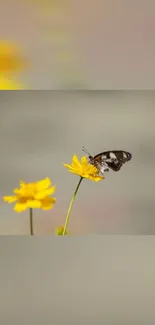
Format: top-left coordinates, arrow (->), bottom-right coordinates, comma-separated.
86,150 -> 132,174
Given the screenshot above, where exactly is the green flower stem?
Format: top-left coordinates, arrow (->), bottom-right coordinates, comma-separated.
62,176 -> 83,235
29,208 -> 34,235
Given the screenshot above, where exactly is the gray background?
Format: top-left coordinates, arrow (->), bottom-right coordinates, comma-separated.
1,237 -> 155,325
0,90 -> 155,234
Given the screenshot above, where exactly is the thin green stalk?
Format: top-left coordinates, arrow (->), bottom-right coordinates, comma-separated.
62,177 -> 83,235
29,208 -> 33,235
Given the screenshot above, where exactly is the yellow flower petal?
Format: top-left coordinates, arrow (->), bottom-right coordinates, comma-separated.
0,41 -> 29,73
13,188 -> 19,194
26,200 -> 41,209
3,195 -> 17,203
88,175 -> 104,182
0,76 -> 24,90
40,197 -> 56,210
36,178 -> 51,190
14,202 -> 28,213
17,185 -> 35,198
64,166 -> 79,175
72,154 -> 81,169
63,163 -> 72,169
20,180 -> 25,187
81,156 -> 87,165
35,186 -> 56,199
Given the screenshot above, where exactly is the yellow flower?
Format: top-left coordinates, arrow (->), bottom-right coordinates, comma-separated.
0,76 -> 25,90
3,178 -> 56,213
0,40 -> 29,73
63,154 -> 104,182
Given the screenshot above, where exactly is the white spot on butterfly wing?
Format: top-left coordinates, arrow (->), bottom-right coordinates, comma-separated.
109,152 -> 116,160
123,152 -> 127,158
100,162 -> 109,173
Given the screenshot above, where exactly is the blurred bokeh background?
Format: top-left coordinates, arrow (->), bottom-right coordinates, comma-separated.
1,0 -> 155,89
0,90 -> 154,234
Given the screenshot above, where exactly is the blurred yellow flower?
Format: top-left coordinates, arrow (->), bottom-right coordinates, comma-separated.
0,40 -> 29,73
63,154 -> 104,182
0,76 -> 24,90
3,178 -> 56,213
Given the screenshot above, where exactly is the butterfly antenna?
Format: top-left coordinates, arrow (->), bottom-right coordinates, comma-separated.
82,146 -> 91,156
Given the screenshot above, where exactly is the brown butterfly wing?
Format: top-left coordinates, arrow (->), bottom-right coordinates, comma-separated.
104,161 -> 123,171
93,150 -> 132,172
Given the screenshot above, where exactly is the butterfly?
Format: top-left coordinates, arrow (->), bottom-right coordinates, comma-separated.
82,147 -> 132,174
